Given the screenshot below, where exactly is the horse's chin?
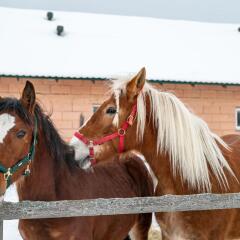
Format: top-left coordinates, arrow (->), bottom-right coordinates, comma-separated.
70,136 -> 90,162
77,156 -> 92,170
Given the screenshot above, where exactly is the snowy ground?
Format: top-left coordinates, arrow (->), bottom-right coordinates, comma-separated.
3,186 -> 160,239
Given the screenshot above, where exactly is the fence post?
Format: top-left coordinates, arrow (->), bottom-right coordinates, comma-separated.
0,220 -> 3,240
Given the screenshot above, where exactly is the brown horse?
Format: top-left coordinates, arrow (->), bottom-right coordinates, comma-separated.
0,81 -> 154,240
71,67 -> 240,239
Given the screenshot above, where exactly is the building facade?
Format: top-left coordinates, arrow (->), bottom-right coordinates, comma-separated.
1,77 -> 239,141
1,7 -> 240,141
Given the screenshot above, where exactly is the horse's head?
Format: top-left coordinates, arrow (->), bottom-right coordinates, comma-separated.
0,81 -> 37,196
71,67 -> 146,168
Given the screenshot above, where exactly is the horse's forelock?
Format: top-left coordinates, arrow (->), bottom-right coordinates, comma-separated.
0,97 -> 32,125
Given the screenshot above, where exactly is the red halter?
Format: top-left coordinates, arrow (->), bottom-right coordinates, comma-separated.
74,104 -> 137,165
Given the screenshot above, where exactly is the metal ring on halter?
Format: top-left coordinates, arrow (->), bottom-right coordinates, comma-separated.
88,140 -> 94,148
4,168 -> 12,181
118,128 -> 126,136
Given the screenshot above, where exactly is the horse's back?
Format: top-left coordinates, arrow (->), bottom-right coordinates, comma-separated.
77,151 -> 154,240
221,133 -> 240,186
219,134 -> 240,239
120,151 -> 154,240
222,134 -> 240,147
120,150 -> 154,197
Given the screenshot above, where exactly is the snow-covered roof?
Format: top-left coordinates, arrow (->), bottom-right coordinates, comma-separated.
1,7 -> 240,85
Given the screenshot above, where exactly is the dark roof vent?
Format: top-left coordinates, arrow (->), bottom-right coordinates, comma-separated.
238,27 -> 240,32
57,25 -> 64,36
47,12 -> 54,21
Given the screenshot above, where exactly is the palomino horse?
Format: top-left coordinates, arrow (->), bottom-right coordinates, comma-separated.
71,67 -> 240,239
0,81 -> 154,240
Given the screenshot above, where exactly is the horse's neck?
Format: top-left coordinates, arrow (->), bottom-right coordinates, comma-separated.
127,125 -> 196,195
17,141 -> 71,201
142,149 -> 188,194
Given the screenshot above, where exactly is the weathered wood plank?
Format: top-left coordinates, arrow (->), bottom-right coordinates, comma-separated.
1,193 -> 240,220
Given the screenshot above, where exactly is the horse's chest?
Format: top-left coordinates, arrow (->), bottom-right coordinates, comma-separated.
19,220 -> 76,240
156,212 -> 188,240
19,221 -> 43,240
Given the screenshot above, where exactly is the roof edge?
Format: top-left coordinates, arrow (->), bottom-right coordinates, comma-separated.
151,79 -> 240,86
1,74 -> 240,86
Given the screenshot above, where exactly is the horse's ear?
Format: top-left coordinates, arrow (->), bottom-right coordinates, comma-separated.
20,81 -> 36,113
126,67 -> 146,101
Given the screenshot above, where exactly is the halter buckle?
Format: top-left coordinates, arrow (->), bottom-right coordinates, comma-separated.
4,168 -> 12,181
118,128 -> 126,136
88,140 -> 94,148
24,163 -> 31,176
127,115 -> 135,126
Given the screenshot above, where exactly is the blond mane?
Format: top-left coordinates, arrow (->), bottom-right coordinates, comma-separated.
111,77 -> 235,191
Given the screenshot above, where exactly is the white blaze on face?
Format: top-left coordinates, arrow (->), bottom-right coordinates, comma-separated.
70,136 -> 89,162
0,113 -> 15,144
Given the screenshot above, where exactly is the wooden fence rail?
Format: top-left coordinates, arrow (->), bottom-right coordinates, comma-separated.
1,193 -> 240,221
2,193 -> 240,239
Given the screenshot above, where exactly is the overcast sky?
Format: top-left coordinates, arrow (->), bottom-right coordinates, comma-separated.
0,0 -> 239,24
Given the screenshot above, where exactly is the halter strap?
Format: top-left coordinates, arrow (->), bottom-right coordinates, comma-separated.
74,103 -> 137,165
0,116 -> 38,188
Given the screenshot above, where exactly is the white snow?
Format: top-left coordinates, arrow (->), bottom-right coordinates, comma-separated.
0,7 -> 240,84
3,185 -> 22,240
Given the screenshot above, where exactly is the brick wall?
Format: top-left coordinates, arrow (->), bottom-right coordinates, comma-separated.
157,83 -> 240,136
0,77 -> 239,140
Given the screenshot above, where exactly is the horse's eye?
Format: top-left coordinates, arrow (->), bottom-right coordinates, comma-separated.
16,130 -> 26,139
106,107 -> 117,115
